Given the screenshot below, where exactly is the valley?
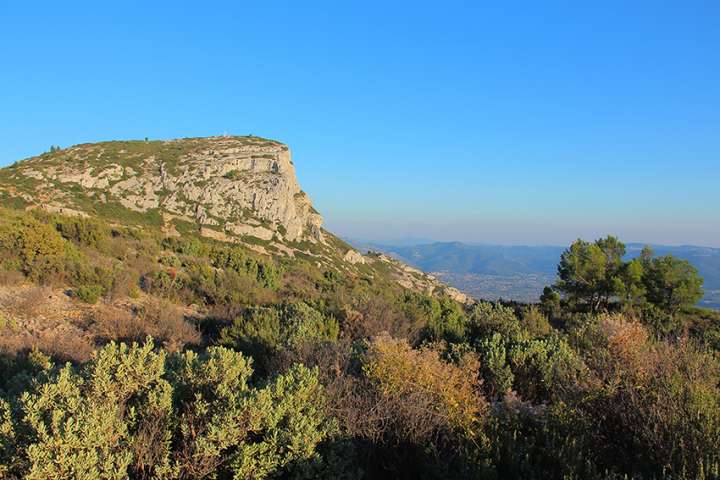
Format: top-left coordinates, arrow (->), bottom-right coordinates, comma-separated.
352,241 -> 720,309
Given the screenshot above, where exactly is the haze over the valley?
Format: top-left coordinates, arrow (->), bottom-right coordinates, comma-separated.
350,239 -> 720,309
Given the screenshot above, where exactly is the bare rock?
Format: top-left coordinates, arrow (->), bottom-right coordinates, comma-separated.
343,249 -> 367,264
0,136 -> 324,242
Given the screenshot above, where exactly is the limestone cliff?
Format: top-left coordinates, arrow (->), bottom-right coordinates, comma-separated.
0,136 -> 323,243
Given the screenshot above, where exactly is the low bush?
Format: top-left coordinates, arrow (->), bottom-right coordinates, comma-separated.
219,301 -> 338,372
75,284 -> 103,303
92,300 -> 199,352
0,214 -> 68,282
1,339 -> 336,479
54,216 -> 110,250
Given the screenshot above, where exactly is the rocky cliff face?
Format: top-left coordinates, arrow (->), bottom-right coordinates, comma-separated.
0,136 -> 323,243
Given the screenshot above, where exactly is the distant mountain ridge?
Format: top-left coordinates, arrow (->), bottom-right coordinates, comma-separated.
349,240 -> 720,309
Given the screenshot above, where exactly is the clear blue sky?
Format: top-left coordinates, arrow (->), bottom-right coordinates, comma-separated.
2,1 -> 718,246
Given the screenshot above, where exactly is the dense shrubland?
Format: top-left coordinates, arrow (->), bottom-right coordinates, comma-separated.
1,209 -> 719,479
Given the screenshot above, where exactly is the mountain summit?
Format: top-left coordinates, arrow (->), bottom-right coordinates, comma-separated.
0,136 -> 322,243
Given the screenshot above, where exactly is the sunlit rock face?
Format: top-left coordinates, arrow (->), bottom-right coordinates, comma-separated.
0,136 -> 324,243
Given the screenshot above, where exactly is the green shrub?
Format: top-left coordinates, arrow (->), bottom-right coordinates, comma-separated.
522,305 -> 551,337
75,284 -> 104,303
66,258 -> 115,293
54,216 -> 110,250
477,333 -> 514,399
0,215 -> 67,282
488,396 -> 603,479
223,169 -> 242,180
186,265 -> 271,306
21,341 -> 172,479
468,302 -> 522,342
13,340 -> 334,479
141,269 -> 186,299
210,244 -> 281,290
219,302 -> 339,366
157,253 -> 181,268
161,236 -> 210,257
508,335 -> 586,403
423,296 -> 468,343
0,398 -> 16,477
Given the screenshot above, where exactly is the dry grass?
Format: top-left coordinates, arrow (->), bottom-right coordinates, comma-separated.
91,298 -> 200,352
0,284 -> 94,362
0,322 -> 94,363
0,269 -> 24,287
5,285 -> 53,318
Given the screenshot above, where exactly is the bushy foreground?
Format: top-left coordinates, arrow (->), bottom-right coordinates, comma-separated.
3,313 -> 718,479
1,209 -> 720,479
0,341 -> 336,479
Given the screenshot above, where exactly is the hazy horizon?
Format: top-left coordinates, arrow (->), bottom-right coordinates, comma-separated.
341,233 -> 720,250
2,2 -> 718,247
333,221 -> 720,249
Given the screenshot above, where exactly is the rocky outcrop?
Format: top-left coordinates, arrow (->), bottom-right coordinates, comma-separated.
0,136 -> 323,242
343,249 -> 368,265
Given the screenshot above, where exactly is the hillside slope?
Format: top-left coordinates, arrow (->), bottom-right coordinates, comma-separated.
0,136 -> 470,308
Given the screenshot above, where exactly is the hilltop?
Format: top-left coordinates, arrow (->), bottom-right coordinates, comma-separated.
0,136 -> 321,243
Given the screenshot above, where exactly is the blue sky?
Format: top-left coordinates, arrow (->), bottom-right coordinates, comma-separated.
1,1 -> 718,246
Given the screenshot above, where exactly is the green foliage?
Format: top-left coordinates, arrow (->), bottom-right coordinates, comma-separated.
477,333 -> 514,399
487,397 -> 603,479
468,301 -> 522,341
642,251 -> 704,316
553,237 -> 706,335
162,236 -> 211,258
219,302 -> 339,365
615,257 -> 646,310
210,244 -> 281,290
522,305 -> 551,337
151,238 -> 282,306
223,169 -> 242,180
75,284 -> 104,303
3,340 -> 335,479
66,260 -> 115,298
21,341 -> 172,479
143,269 -> 185,298
539,286 -> 561,318
415,294 -> 468,343
169,346 -> 331,478
54,216 -> 110,250
555,236 -> 619,312
0,214 -> 67,281
0,398 -> 16,478
229,363 -> 334,478
507,335 -> 584,403
684,306 -> 720,351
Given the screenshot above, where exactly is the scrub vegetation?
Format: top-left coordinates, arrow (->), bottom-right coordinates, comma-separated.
0,137 -> 718,480
0,207 -> 718,479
